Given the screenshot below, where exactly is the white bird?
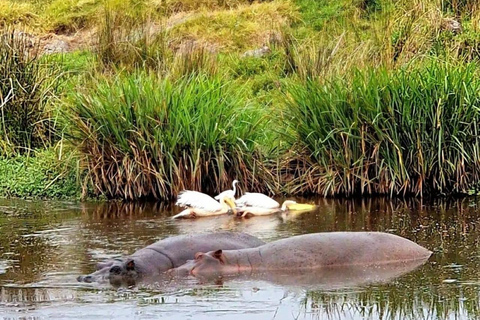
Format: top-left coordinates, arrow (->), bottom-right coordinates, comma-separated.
172,190 -> 236,219
235,192 -> 280,209
214,180 -> 239,200
235,193 -> 316,217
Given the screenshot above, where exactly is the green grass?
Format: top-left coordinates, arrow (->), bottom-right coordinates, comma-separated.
66,72 -> 274,200
0,30 -> 62,156
283,61 -> 480,197
3,0 -> 480,199
0,148 -> 84,199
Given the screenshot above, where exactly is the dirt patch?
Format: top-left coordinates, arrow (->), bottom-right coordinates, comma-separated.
39,28 -> 96,54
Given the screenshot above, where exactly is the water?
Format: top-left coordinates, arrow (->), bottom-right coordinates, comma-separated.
0,197 -> 479,319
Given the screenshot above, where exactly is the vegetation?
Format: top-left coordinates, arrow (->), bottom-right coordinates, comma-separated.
283,62 -> 480,197
0,148 -> 83,199
67,72 -> 272,200
0,30 -> 61,155
1,0 -> 480,199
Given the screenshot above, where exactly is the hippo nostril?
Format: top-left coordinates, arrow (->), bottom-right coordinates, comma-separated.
77,275 -> 93,283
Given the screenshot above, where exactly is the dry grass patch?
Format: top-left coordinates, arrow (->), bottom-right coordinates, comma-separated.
151,0 -> 254,14
0,0 -> 37,27
170,1 -> 297,51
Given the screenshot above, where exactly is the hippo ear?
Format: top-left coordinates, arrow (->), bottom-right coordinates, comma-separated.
213,250 -> 225,265
125,259 -> 135,271
195,252 -> 204,260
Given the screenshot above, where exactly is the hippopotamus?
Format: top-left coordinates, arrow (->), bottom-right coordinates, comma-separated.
77,232 -> 265,287
172,232 -> 432,277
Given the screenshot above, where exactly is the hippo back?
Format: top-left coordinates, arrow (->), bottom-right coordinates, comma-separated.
147,231 -> 265,267
259,232 -> 431,269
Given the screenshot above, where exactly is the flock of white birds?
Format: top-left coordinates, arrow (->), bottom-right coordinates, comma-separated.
172,180 -> 316,219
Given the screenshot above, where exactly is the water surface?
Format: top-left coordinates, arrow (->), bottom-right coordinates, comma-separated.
0,197 -> 479,319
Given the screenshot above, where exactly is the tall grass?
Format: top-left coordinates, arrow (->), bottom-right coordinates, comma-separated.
0,30 -> 61,156
283,61 -> 480,197
97,5 -> 171,72
96,5 -> 220,77
66,72 -> 273,200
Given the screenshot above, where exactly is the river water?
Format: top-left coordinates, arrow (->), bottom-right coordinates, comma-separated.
0,197 -> 479,319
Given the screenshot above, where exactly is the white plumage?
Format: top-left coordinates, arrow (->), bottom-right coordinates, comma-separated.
235,192 -> 280,209
214,180 -> 239,200
176,190 -> 223,212
173,190 -> 236,219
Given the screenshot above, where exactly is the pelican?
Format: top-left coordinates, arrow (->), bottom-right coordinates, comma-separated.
235,193 -> 316,217
172,190 -> 237,219
214,180 -> 239,200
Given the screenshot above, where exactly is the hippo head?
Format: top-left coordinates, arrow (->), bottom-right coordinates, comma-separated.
77,258 -> 141,287
108,259 -> 140,287
172,249 -> 236,278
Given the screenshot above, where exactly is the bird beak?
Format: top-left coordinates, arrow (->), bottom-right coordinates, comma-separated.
287,203 -> 317,211
224,198 -> 237,214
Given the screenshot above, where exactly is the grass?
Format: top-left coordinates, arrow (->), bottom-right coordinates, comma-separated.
66,72 -> 273,200
150,0 -> 254,15
169,1 -> 297,52
96,7 -> 170,71
2,0 -> 480,199
0,29 -> 62,156
283,61 -> 480,197
0,147 -> 84,199
0,1 -> 37,27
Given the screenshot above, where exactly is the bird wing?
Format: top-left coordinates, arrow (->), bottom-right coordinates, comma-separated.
176,191 -> 222,212
214,190 -> 234,200
235,193 -> 280,209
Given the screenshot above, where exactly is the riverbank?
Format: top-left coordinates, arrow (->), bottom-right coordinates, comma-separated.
1,0 -> 480,200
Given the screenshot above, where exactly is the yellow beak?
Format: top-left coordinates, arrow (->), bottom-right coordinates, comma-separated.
224,197 -> 237,214
286,203 -> 316,211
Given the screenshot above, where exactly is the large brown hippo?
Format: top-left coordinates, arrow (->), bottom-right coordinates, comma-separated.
172,232 -> 432,277
77,232 -> 265,287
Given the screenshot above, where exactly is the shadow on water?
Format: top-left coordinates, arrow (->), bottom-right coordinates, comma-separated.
0,197 -> 479,319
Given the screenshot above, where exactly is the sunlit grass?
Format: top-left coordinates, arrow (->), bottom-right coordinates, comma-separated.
150,0 -> 253,15
0,0 -> 37,27
169,1 -> 297,52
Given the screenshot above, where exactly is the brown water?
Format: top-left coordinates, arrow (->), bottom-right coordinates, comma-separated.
0,197 -> 479,319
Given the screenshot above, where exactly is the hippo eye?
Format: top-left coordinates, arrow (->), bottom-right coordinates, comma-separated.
110,266 -> 122,274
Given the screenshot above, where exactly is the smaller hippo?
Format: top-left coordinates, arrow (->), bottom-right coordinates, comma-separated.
172,232 -> 432,277
77,232 -> 265,287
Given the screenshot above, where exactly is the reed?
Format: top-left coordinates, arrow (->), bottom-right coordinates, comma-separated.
0,30 -> 61,156
66,72 -> 272,200
283,61 -> 480,197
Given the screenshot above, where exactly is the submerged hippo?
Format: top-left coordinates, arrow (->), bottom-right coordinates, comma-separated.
77,232 -> 265,286
172,232 -> 432,277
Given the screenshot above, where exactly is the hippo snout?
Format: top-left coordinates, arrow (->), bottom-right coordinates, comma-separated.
169,260 -> 196,277
168,266 -> 191,277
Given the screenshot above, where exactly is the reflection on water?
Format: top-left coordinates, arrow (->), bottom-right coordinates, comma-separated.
0,197 -> 479,319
